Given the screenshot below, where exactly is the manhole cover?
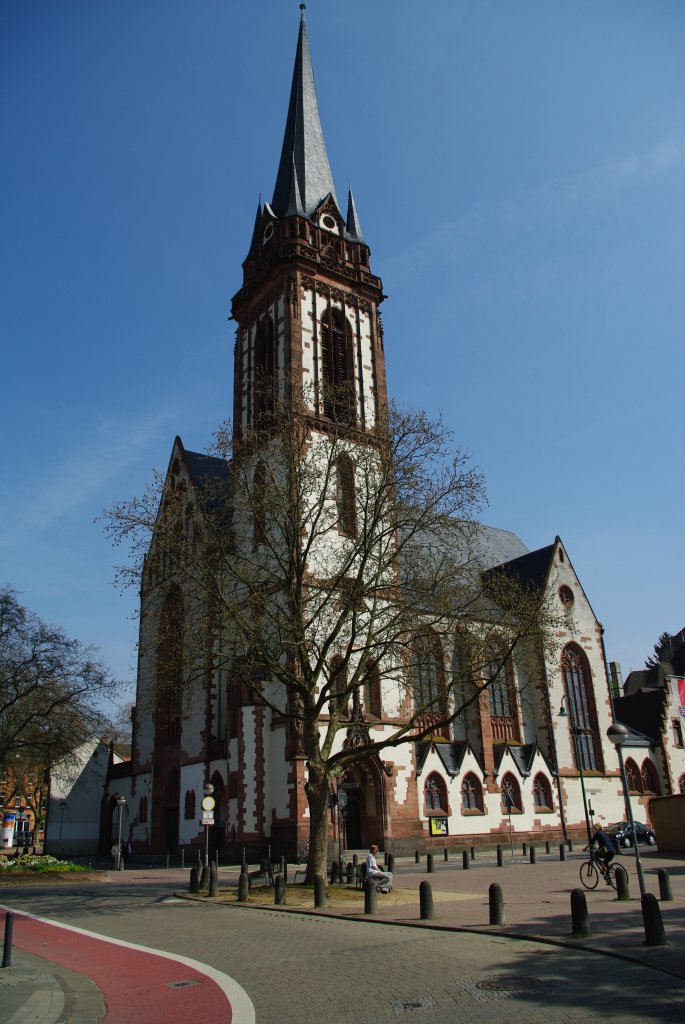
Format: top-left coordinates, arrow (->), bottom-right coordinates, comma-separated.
168,979 -> 200,989
477,976 -> 544,994
390,996 -> 436,1012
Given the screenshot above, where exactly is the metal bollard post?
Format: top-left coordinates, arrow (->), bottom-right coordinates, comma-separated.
545,840 -> 550,855
642,893 -> 667,946
419,880 -> 434,920
331,861 -> 339,884
426,852 -> 434,873
615,865 -> 630,901
559,843 -> 566,862
571,888 -> 591,937
470,846 -> 476,861
209,862 -> 219,898
567,839 -> 574,852
529,846 -> 536,864
364,878 -> 377,915
352,853 -> 358,867
189,866 -> 199,894
238,872 -> 249,902
314,875 -> 326,908
462,850 -> 470,870
387,853 -> 395,874
2,912 -> 14,968
658,868 -> 673,902
275,874 -> 286,905
280,856 -> 288,884
522,842 -> 527,856
489,883 -> 505,926
415,849 -> 420,864
443,848 -> 449,862
199,865 -> 209,891
497,845 -> 503,867
346,861 -> 354,884
181,849 -> 185,871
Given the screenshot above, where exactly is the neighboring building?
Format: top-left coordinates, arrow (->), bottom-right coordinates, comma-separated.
0,763 -> 47,850
105,11 -> 635,859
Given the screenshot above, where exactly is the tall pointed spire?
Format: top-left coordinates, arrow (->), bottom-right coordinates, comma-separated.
271,6 -> 338,219
345,186 -> 365,243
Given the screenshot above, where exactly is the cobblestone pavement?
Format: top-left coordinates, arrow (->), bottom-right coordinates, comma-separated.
5,874 -> 685,1024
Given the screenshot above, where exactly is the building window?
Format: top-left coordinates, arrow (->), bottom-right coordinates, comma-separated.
412,632 -> 446,715
500,773 -> 522,813
640,760 -> 660,795
672,719 -> 683,747
253,461 -> 267,547
335,454 -> 357,537
320,306 -> 354,422
157,586 -> 184,743
625,758 -> 642,793
561,644 -> 603,772
363,660 -> 382,718
485,648 -> 520,743
533,774 -> 553,810
253,316 -> 275,421
329,655 -> 349,718
461,773 -> 483,812
184,790 -> 196,820
424,773 -> 447,813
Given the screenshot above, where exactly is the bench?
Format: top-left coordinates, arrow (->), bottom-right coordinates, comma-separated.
247,858 -> 275,890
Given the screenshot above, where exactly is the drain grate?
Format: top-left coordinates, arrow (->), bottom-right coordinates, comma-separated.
390,997 -> 436,1013
168,979 -> 200,989
457,975 -> 565,1002
477,976 -> 544,993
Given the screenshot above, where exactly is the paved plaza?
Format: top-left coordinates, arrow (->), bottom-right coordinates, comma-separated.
1,847 -> 684,1022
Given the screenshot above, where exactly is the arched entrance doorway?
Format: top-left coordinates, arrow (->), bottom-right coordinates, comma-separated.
340,758 -> 387,850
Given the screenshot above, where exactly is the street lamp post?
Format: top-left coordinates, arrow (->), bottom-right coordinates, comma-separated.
558,696 -> 593,846
203,783 -> 214,867
606,723 -> 647,900
115,795 -> 126,870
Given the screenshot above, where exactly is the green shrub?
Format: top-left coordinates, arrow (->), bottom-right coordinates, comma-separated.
0,854 -> 88,873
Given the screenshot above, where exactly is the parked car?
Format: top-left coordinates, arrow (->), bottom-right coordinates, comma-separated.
604,821 -> 656,850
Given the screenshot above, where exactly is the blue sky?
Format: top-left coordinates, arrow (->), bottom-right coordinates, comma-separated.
2,0 -> 684,700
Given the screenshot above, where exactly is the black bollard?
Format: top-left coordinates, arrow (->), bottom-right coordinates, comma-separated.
387,853 -> 395,874
280,856 -> 288,884
241,847 -> 246,867
470,846 -> 476,861
489,883 -> 505,926
331,861 -> 339,884
2,912 -> 14,968
209,863 -> 219,898
615,865 -> 630,902
444,848 -> 449,862
642,893 -> 667,946
240,861 -> 248,876
199,865 -> 209,891
275,874 -> 286,905
419,880 -> 434,920
346,861 -> 354,883
462,850 -> 470,870
415,849 -> 420,864
497,845 -> 504,867
568,839 -> 574,852
529,846 -> 536,864
658,868 -> 673,902
364,877 -> 377,915
522,842 -> 527,856
352,853 -> 358,867
238,872 -> 249,902
571,888 -> 591,938
314,875 -> 326,908
427,852 -> 434,873
559,842 -> 566,862
189,866 -> 199,894
545,840 -> 551,854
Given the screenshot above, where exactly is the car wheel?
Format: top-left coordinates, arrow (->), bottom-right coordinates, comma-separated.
621,837 -> 631,848
647,834 -> 656,846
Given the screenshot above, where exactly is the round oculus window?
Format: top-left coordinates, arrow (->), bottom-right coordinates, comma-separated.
321,214 -> 336,230
559,585 -> 574,608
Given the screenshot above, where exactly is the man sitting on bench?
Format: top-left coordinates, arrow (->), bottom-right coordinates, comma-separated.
366,844 -> 393,893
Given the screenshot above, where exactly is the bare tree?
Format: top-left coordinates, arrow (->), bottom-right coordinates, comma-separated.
103,389 -> 561,881
0,588 -> 117,768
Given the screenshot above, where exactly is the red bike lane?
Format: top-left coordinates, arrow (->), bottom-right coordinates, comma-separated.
1,907 -> 253,1024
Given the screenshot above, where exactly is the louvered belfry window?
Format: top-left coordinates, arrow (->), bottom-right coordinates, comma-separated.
320,306 -> 354,422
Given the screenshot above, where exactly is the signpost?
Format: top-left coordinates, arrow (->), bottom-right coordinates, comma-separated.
202,786 -> 215,866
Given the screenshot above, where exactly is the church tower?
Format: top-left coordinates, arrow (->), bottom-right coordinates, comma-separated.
231,7 -> 388,439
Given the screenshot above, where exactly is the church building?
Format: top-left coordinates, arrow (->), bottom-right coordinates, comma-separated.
104,11 -> 659,860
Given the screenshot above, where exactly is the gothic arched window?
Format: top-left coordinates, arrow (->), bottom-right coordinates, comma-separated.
335,454 -> 357,537
461,773 -> 483,812
253,316 -> 275,420
157,586 -> 184,742
320,306 -> 354,422
363,659 -> 382,718
184,790 -> 196,820
625,758 -> 642,793
500,773 -> 522,812
485,646 -> 520,743
640,760 -> 659,795
329,655 -> 349,718
424,773 -> 447,813
253,461 -> 267,547
533,773 -> 553,810
561,644 -> 603,772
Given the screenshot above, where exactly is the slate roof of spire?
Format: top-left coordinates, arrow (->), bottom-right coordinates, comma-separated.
345,187 -> 365,243
271,10 -> 338,219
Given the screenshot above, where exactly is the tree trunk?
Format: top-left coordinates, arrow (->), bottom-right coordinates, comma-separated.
305,762 -> 330,884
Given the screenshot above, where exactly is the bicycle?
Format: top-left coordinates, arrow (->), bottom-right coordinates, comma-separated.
579,849 -> 627,890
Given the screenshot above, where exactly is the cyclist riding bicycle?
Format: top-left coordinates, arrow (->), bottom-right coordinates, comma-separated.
585,824 -> 615,883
